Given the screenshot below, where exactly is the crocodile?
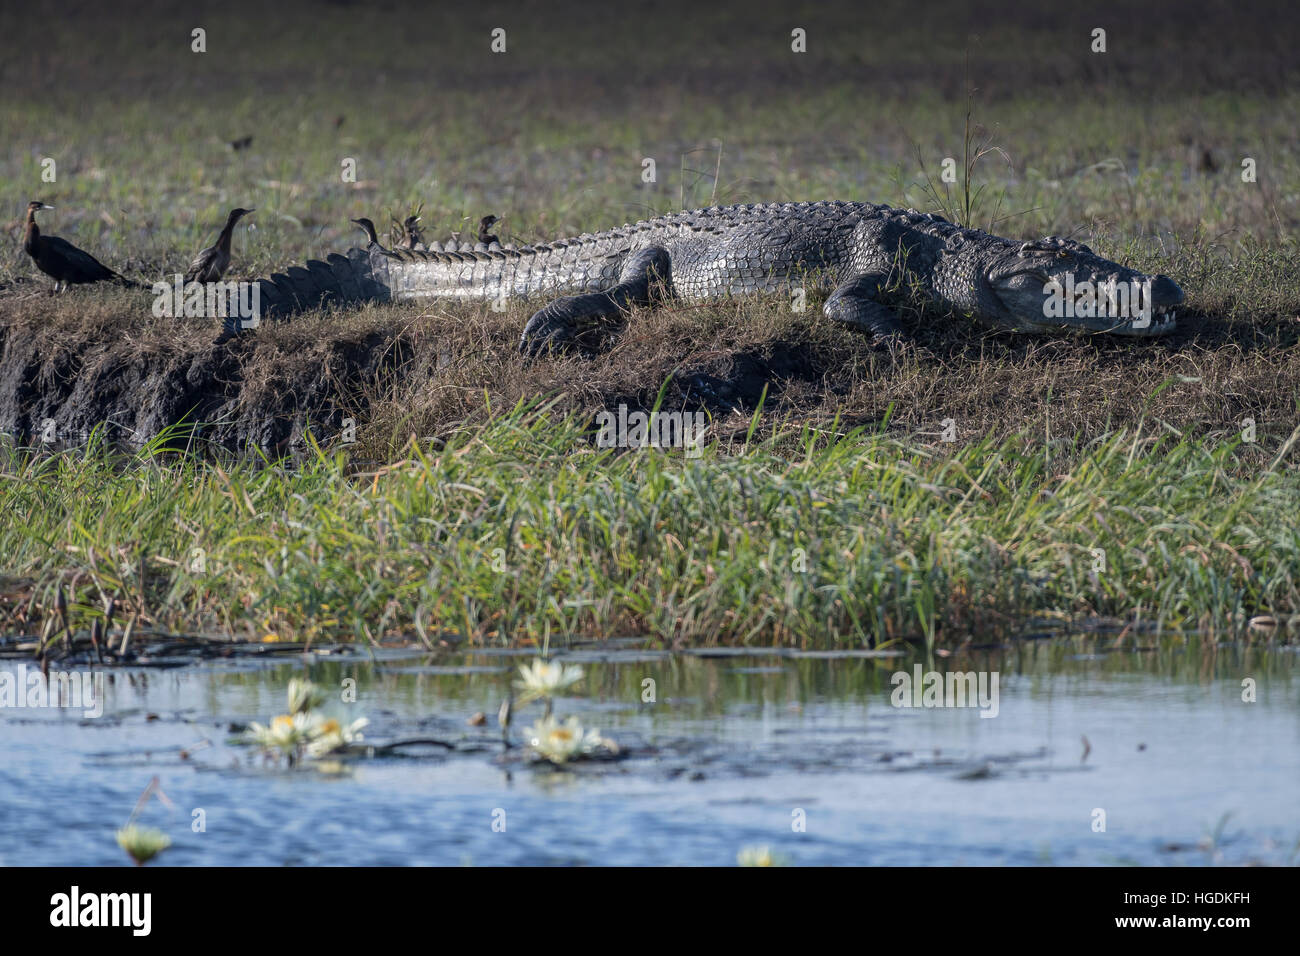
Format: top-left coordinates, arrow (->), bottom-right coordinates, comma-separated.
232,200 -> 1184,352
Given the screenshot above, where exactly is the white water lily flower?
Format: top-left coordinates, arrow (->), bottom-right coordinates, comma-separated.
287,678 -> 327,715
116,825 -> 171,865
245,712 -> 321,753
305,716 -> 369,757
524,715 -> 607,764
514,659 -> 584,704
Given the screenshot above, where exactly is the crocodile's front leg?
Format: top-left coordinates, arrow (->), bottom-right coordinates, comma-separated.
519,246 -> 673,356
823,272 -> 903,347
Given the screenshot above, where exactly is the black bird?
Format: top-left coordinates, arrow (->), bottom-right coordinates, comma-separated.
477,214 -> 501,246
351,217 -> 381,247
22,201 -> 139,292
184,207 -> 255,283
351,217 -> 401,259
228,135 -> 253,151
401,215 -> 424,250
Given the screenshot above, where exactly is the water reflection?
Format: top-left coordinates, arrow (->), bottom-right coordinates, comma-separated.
1,639 -> 1296,866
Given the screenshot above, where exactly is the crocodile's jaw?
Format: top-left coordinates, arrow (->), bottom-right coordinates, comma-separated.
982,243 -> 1184,337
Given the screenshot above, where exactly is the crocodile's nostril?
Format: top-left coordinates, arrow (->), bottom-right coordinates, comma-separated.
1151,275 -> 1184,306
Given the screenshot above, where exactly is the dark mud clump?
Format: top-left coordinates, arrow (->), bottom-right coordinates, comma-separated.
0,303 -> 410,451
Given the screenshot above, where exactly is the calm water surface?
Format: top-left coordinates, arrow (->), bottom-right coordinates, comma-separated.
2,639 -> 1296,865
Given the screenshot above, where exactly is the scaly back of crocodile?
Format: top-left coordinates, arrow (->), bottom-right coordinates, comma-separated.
246,201 -> 908,317
233,200 -> 1184,347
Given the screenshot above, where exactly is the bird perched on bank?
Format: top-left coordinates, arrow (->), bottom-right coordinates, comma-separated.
184,207 -> 255,283
400,214 -> 425,250
22,201 -> 140,292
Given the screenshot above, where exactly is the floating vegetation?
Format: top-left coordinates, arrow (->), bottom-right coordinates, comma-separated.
510,658 -> 619,765
241,679 -> 368,765
115,825 -> 172,866
244,712 -> 320,755
114,777 -> 173,865
305,716 -> 369,758
524,714 -> 617,765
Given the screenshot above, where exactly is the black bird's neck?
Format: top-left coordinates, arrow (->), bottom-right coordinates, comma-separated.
216,212 -> 242,252
23,212 -> 40,254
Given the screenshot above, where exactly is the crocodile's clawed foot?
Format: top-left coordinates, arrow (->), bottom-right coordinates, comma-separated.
520,297 -> 616,358
519,329 -> 576,359
518,307 -> 575,358
519,253 -> 670,360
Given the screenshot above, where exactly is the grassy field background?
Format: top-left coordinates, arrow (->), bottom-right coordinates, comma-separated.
1,0 -> 1298,644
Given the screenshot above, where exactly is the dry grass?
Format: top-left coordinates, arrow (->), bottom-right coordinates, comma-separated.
3,236 -> 1298,463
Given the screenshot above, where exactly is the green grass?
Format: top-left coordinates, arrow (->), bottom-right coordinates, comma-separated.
3,405 -> 1297,646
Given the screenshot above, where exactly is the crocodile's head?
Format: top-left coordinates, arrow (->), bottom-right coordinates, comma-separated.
980,236 -> 1183,336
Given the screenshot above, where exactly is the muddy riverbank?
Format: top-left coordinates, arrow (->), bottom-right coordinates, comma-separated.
2,286 -> 1298,459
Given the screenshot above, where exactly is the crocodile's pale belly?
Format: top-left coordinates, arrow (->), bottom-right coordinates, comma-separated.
387,255 -> 620,302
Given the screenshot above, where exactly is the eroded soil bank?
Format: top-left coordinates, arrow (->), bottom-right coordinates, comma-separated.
0,292 -> 406,451
2,285 -> 1299,459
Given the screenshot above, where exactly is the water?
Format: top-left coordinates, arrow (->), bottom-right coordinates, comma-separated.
2,639 -> 1296,865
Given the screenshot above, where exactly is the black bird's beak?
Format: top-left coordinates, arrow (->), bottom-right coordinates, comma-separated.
41,203 -> 55,210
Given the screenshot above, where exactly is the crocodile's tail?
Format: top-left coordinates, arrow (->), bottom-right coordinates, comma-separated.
221,246 -> 390,336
